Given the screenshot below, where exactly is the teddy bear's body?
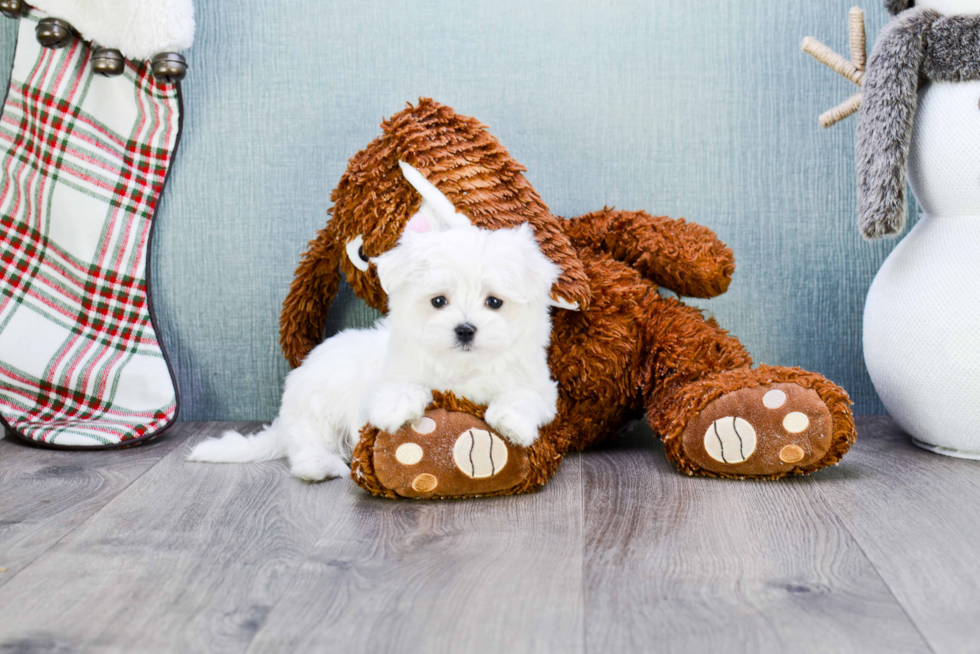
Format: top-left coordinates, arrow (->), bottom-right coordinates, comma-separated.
282,100 -> 855,497
859,0 -> 980,457
546,209 -> 748,453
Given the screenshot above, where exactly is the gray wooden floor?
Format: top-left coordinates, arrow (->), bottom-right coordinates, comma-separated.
0,417 -> 977,653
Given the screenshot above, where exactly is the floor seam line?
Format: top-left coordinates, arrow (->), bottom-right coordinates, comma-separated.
809,477 -> 938,654
242,480 -> 355,654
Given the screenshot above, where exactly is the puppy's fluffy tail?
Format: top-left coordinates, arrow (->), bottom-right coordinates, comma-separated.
187,421 -> 285,463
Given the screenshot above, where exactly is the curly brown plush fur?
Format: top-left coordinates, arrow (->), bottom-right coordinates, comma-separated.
284,99 -> 856,497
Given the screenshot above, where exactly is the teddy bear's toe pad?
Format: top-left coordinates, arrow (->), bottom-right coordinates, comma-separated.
372,409 -> 531,498
681,383 -> 834,476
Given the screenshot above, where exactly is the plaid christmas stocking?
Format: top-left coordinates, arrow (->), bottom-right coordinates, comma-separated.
0,5 -> 191,448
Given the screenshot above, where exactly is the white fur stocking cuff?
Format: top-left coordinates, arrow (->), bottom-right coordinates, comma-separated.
28,0 -> 194,60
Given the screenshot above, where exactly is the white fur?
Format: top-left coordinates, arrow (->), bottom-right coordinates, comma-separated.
189,223 -> 561,481
30,0 -> 195,60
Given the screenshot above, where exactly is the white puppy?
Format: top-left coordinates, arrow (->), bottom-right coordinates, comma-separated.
188,223 -> 561,481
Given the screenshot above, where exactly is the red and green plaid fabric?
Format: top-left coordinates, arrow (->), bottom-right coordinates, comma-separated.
0,11 -> 180,447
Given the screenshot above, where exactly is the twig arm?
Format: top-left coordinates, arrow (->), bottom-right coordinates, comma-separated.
802,36 -> 864,86
849,7 -> 866,71
801,8 -> 867,128
820,93 -> 862,128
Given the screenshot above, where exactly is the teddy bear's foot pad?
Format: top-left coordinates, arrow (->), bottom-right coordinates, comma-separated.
680,383 -> 834,477
371,409 -> 532,498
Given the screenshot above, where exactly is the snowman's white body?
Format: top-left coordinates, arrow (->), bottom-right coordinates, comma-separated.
863,77 -> 980,456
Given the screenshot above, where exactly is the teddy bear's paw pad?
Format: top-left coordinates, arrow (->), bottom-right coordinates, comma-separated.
372,409 -> 531,498
681,383 -> 833,477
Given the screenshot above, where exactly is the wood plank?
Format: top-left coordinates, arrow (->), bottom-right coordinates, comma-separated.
582,422 -> 929,653
0,422 -> 351,654
0,427 -> 183,588
246,454 -> 585,654
814,416 -> 980,653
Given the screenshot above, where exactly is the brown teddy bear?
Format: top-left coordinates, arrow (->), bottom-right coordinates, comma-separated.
279,99 -> 855,499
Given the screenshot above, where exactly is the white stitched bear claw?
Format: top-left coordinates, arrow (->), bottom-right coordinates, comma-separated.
453,429 -> 509,478
703,417 -> 758,464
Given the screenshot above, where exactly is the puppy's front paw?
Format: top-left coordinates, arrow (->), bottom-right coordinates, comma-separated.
367,384 -> 433,433
289,450 -> 350,482
485,403 -> 539,447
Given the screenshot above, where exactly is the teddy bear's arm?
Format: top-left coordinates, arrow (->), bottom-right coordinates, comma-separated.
564,208 -> 735,298
279,225 -> 344,368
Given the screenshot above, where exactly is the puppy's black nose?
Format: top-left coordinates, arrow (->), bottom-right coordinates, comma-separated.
454,323 -> 477,344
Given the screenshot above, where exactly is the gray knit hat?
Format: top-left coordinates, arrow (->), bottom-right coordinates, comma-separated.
885,0 -> 913,14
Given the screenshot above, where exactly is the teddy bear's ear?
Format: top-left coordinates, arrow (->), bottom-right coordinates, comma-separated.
398,161 -> 472,233
279,223 -> 345,368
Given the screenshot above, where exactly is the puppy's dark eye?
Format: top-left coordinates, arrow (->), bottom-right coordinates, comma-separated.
485,297 -> 503,310
357,245 -> 369,263
431,296 -> 448,309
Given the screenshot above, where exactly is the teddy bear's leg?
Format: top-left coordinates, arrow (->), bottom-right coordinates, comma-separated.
641,297 -> 855,478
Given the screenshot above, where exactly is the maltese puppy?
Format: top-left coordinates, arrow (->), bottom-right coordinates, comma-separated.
188,222 -> 561,481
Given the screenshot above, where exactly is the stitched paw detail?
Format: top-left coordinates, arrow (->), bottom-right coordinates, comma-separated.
371,408 -> 531,498
681,383 -> 834,476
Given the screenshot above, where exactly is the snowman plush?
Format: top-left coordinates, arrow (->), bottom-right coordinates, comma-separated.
858,0 -> 980,456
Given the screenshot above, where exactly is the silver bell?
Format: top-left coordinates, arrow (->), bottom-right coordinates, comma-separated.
92,48 -> 125,77
36,17 -> 74,49
0,0 -> 26,19
150,52 -> 187,84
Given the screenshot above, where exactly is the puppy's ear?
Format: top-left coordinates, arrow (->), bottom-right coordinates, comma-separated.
400,161 -> 472,233
511,223 -> 562,302
372,231 -> 423,296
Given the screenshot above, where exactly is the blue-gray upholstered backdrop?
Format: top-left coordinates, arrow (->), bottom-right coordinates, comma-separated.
0,0 -> 906,420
